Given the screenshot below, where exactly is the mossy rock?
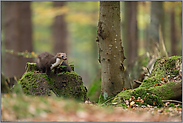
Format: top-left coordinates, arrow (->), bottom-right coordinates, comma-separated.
140,56 -> 182,88
112,56 -> 182,107
19,72 -> 50,96
49,72 -> 87,101
19,62 -> 87,102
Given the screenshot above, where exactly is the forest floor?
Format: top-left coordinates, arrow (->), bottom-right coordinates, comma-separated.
1,93 -> 182,122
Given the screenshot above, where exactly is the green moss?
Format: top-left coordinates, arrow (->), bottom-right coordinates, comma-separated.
151,56 -> 182,75
140,56 -> 182,88
144,94 -> 163,107
26,62 -> 38,72
132,87 -> 147,99
169,103 -> 176,108
148,82 -> 175,100
19,72 -> 49,95
48,73 -> 86,101
177,105 -> 182,108
63,71 -> 79,76
33,85 -> 37,88
140,77 -> 158,88
116,90 -> 132,100
19,62 -> 87,101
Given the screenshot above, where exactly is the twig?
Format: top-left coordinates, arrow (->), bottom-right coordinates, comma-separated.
162,100 -> 182,104
101,97 -> 116,106
146,67 -> 151,75
134,80 -> 142,84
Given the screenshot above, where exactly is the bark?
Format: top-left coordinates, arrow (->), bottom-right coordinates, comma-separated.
3,1 -> 32,78
52,1 -> 68,54
4,2 -> 21,77
96,1 -> 125,99
19,1 -> 33,74
148,1 -> 163,55
126,2 -> 138,64
170,8 -> 176,56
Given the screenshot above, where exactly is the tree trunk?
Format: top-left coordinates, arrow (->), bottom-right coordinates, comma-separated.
148,1 -> 163,55
52,1 -> 68,54
125,2 -> 138,64
19,1 -> 33,74
170,8 -> 176,56
96,1 -> 125,99
3,2 -> 33,78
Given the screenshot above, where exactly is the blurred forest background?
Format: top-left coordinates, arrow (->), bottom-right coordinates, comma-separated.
1,1 -> 182,88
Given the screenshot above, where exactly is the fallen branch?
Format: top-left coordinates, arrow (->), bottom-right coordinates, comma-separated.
162,100 -> 182,104
101,97 -> 116,106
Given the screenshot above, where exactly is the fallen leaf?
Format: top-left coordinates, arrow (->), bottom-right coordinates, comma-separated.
130,101 -> 135,106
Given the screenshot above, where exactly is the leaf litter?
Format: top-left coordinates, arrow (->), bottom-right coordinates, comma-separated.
1,93 -> 182,122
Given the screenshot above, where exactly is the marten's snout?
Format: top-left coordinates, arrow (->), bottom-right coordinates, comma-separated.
57,53 -> 67,60
61,54 -> 67,60
63,57 -> 67,60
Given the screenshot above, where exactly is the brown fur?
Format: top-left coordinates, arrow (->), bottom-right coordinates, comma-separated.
36,52 -> 67,75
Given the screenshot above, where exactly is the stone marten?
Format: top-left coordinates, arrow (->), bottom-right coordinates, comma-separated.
36,52 -> 72,75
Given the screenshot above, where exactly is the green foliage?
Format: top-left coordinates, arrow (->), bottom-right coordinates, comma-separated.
87,78 -> 101,102
118,103 -> 129,109
10,82 -> 24,95
5,50 -> 37,58
31,1 -> 54,53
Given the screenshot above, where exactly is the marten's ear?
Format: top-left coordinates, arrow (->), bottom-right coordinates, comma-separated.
57,53 -> 60,56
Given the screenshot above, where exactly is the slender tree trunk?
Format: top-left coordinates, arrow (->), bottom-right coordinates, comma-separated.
19,2 -> 33,74
148,1 -> 163,55
3,1 -> 32,78
96,1 -> 125,99
170,8 -> 176,56
52,1 -> 68,54
4,2 -> 21,78
126,2 -> 138,64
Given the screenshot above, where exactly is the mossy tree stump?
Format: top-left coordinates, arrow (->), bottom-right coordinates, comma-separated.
19,62 -> 87,102
112,56 -> 182,107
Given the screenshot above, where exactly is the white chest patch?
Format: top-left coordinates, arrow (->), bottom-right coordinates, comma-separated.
51,58 -> 63,70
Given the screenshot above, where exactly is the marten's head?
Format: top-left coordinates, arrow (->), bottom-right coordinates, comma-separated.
56,53 -> 67,60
